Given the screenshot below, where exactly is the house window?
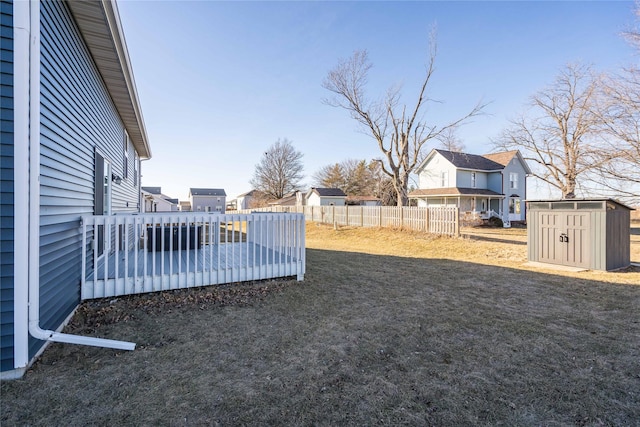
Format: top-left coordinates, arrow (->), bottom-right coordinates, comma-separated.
509,198 -> 521,214
440,171 -> 448,187
510,173 -> 518,190
471,172 -> 476,188
205,206 -> 211,212
133,152 -> 138,186
123,132 -> 129,180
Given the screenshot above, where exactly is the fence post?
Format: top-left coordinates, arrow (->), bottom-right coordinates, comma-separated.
425,207 -> 429,233
455,207 -> 460,237
360,207 -> 364,227
401,206 -> 405,230
379,206 -> 382,227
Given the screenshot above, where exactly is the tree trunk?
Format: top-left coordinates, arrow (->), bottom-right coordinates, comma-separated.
395,174 -> 409,207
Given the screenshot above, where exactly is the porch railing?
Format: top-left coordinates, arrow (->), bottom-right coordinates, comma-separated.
80,212 -> 305,300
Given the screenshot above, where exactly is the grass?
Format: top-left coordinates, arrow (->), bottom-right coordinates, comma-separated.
2,223 -> 639,426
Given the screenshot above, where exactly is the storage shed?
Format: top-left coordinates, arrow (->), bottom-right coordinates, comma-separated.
527,199 -> 634,271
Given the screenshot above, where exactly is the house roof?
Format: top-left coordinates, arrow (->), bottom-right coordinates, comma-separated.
434,149 -> 504,171
67,1 -> 151,159
237,189 -> 263,198
482,150 -> 517,166
345,195 -> 381,202
308,187 -> 347,197
483,150 -> 533,174
268,194 -> 298,206
141,186 -> 162,195
409,187 -> 504,198
189,188 -> 227,196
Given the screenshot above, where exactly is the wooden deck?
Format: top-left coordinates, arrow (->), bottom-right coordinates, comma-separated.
81,212 -> 306,300
82,242 -> 302,300
89,243 -> 292,278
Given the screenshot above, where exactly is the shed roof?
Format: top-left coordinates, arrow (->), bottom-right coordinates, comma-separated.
189,188 -> 227,196
309,188 -> 347,197
67,0 -> 151,159
527,198 -> 635,211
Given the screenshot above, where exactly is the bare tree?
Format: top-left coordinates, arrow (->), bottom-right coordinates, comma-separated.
594,70 -> 640,203
250,138 -> 304,200
322,36 -> 485,206
496,64 -> 610,199
436,126 -> 466,152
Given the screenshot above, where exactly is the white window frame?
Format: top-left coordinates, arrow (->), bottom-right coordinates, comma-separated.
440,171 -> 448,187
510,172 -> 518,190
471,172 -> 476,188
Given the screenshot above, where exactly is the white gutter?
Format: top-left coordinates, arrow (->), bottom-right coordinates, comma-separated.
25,0 -> 134,352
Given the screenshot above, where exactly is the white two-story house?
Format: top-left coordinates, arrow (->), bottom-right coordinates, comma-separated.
409,149 -> 531,225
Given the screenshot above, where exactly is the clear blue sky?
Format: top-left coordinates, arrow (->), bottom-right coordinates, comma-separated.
117,0 -> 637,202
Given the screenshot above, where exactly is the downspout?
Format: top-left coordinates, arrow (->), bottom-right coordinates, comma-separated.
26,0 -> 134,351
13,0 -> 30,371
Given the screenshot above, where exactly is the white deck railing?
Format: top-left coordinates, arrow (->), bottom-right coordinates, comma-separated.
80,212 -> 305,300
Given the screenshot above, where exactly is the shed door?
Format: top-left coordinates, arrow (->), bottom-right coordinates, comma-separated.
564,213 -> 590,268
539,213 -> 562,264
538,212 -> 590,268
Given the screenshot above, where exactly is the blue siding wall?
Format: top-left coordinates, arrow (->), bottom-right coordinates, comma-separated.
35,1 -> 140,358
0,0 -> 14,372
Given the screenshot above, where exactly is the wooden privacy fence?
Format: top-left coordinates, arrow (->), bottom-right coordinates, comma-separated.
242,206 -> 459,237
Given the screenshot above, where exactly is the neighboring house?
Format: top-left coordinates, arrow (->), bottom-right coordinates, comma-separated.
179,201 -> 192,212
236,189 -> 267,210
141,187 -> 179,212
1,0 -> 151,378
346,195 -> 382,206
226,200 -> 237,211
306,188 -> 347,206
408,149 -> 531,224
189,188 -> 226,213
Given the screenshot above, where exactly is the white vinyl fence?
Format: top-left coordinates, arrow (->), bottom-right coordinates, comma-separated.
240,206 -> 459,237
80,212 -> 305,300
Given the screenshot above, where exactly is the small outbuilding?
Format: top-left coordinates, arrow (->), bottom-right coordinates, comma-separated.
527,199 -> 634,271
306,188 -> 347,206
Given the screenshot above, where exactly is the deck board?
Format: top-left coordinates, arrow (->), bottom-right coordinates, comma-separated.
88,243 -> 291,280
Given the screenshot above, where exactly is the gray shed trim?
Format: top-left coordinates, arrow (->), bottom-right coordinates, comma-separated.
1,0 -> 15,372
527,199 -> 633,271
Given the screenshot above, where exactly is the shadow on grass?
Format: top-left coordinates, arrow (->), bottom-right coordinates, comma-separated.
2,249 -> 639,426
462,233 -> 527,246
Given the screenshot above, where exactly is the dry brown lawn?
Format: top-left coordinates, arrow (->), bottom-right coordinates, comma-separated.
2,223 -> 639,426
